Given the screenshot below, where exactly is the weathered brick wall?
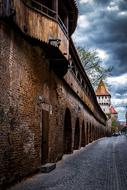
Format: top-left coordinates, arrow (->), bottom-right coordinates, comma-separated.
0,21 -> 59,188
48,79 -> 103,161
0,21 -> 106,189
0,21 -> 15,187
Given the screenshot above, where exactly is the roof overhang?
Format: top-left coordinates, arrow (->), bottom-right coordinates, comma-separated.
43,43 -> 69,77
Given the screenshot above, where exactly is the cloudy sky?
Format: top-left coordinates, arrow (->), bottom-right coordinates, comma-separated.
73,0 -> 127,122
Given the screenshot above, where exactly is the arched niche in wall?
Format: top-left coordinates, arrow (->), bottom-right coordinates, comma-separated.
63,108 -> 72,154
74,118 -> 80,150
81,120 -> 86,147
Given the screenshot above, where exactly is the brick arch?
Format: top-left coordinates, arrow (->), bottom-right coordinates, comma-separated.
90,123 -> 93,143
89,123 -> 92,143
92,124 -> 95,142
86,122 -> 89,144
93,125 -> 96,141
63,108 -> 72,154
81,120 -> 86,147
90,124 -> 92,142
74,118 -> 80,150
95,126 -> 97,140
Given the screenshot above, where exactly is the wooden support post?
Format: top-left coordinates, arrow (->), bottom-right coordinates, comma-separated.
64,15 -> 69,30
52,0 -> 58,15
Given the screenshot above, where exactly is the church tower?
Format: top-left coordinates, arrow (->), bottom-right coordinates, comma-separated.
96,80 -> 111,115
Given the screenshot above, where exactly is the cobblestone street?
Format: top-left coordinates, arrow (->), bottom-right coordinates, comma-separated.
9,136 -> 127,190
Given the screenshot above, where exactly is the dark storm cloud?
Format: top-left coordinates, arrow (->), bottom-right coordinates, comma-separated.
74,0 -> 127,121
118,0 -> 127,11
74,0 -> 127,76
110,83 -> 127,95
94,0 -> 111,4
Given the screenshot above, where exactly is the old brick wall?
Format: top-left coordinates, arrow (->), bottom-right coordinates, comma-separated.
48,78 -> 104,162
0,20 -> 106,189
0,21 -> 61,188
0,21 -> 14,187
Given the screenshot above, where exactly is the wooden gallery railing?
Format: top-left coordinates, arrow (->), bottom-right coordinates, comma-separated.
24,0 -> 68,37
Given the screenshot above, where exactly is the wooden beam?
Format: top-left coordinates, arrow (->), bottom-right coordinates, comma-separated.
52,0 -> 58,14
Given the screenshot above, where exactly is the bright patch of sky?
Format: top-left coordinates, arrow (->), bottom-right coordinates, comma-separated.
80,0 -> 93,4
78,15 -> 90,29
96,49 -> 109,60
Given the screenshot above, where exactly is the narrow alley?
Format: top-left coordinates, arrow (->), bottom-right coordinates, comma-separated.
8,135 -> 127,190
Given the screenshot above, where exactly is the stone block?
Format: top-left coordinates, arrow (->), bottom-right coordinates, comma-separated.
40,163 -> 56,173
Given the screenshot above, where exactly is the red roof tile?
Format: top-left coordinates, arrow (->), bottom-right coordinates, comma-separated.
110,106 -> 118,114
96,80 -> 111,96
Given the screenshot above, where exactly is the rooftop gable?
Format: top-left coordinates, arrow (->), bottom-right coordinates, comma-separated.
96,80 -> 111,96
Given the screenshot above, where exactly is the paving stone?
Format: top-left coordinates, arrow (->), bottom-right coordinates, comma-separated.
8,135 -> 127,190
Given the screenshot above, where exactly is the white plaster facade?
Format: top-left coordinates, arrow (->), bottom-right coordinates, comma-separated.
97,96 -> 111,114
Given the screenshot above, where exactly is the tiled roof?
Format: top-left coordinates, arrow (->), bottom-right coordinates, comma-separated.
96,80 -> 111,96
110,106 -> 118,114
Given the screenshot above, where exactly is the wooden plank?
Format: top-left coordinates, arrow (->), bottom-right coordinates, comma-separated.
13,0 -> 69,57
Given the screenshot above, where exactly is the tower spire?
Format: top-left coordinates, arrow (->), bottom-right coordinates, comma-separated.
96,80 -> 111,96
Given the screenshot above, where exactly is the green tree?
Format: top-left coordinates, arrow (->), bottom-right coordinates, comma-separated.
77,47 -> 113,88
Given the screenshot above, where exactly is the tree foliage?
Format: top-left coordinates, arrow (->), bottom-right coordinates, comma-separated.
77,47 -> 113,88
